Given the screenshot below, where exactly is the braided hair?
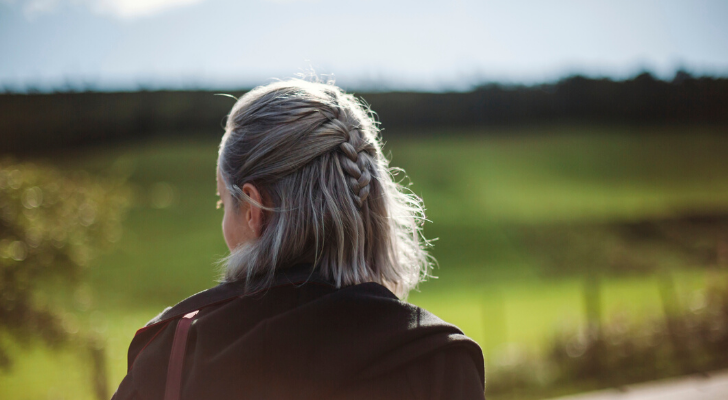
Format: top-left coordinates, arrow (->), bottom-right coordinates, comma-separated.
218,79 -> 431,298
318,108 -> 375,208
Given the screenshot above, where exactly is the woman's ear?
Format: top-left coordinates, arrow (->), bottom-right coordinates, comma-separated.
240,183 -> 264,237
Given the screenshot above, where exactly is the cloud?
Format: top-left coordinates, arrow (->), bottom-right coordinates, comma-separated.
91,0 -> 208,18
7,0 -> 208,19
263,0 -> 320,3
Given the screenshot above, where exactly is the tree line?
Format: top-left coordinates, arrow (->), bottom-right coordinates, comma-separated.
1,71 -> 727,153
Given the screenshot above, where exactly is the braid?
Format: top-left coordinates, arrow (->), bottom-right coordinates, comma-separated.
324,111 -> 376,208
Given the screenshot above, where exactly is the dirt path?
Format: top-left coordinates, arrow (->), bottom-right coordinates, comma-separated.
548,370 -> 728,400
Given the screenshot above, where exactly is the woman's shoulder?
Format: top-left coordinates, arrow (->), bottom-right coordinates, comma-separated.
141,263 -> 336,327
117,267 -> 485,400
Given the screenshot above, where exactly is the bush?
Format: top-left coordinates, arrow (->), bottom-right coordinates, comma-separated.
0,160 -> 130,369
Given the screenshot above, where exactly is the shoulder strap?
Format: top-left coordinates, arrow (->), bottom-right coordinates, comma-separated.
163,310 -> 199,400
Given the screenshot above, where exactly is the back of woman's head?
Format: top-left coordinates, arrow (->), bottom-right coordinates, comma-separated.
218,79 -> 431,298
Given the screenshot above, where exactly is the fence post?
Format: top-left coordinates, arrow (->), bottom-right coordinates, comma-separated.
583,271 -> 604,379
657,271 -> 693,374
88,337 -> 109,400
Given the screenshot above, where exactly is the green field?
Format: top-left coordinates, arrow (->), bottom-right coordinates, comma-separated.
3,124 -> 728,399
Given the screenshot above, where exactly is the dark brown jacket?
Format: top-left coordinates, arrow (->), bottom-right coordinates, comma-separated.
112,264 -> 485,399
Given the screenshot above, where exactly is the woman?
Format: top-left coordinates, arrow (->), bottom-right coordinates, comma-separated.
112,79 -> 485,400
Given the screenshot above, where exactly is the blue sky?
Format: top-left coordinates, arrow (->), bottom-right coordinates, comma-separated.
2,0 -> 727,91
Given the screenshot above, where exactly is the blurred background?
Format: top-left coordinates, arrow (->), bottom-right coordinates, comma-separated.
2,1 -> 728,399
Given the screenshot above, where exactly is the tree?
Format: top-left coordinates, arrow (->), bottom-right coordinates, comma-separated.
0,159 -> 130,396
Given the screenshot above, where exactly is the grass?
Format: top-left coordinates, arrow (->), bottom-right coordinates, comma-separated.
387,124 -> 728,225
410,268 -> 718,358
3,124 -> 728,399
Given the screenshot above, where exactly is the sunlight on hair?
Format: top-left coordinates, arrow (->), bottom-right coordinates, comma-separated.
217,78 -> 434,298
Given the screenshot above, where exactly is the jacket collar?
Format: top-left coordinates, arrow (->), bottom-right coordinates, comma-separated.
143,263 -> 334,328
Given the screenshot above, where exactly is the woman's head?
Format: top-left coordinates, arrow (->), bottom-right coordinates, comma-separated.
217,78 -> 431,298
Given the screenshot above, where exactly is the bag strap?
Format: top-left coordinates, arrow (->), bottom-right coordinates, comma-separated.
163,310 -> 199,400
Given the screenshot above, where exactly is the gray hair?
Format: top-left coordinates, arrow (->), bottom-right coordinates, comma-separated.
217,79 -> 432,298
